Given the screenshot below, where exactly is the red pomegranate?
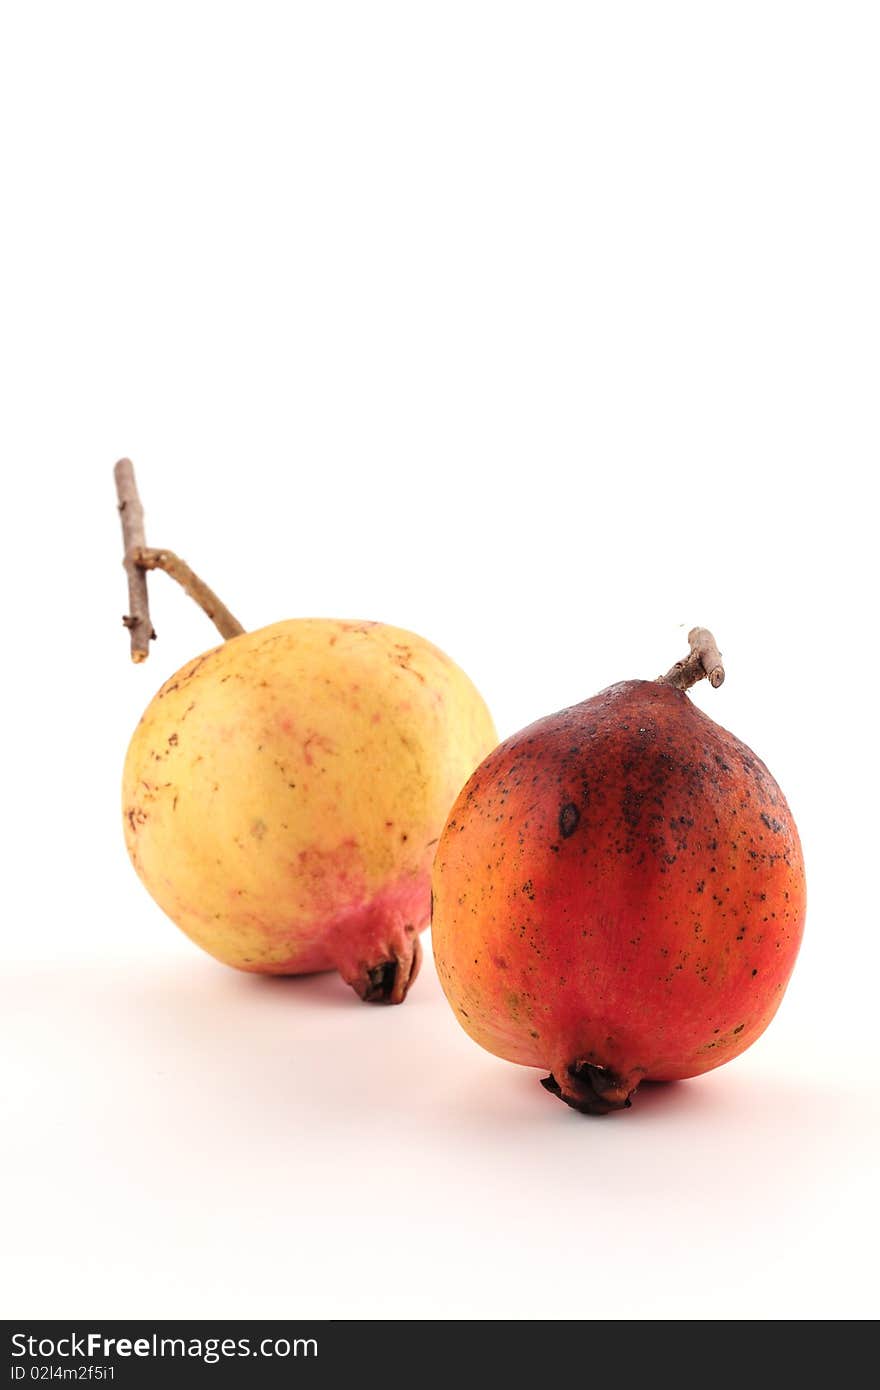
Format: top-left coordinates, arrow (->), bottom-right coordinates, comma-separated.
431,629 -> 806,1114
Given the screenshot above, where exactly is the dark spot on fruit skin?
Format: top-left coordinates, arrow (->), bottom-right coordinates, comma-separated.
760,811 -> 784,833
621,785 -> 643,830
559,803 -> 580,838
733,1023 -> 745,1034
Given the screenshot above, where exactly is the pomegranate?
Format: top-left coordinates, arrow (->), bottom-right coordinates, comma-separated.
114,459 -> 497,1005
431,629 -> 806,1113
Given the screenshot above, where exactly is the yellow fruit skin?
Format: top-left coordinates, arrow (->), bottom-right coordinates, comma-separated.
122,618 -> 497,1001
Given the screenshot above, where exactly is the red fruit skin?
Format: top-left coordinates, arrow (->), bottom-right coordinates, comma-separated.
431,680 -> 806,1111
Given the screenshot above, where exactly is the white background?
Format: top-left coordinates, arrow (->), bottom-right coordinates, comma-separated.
2,2 -> 878,1321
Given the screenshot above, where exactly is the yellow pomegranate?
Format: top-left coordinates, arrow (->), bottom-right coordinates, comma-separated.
123,618 -> 497,1002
